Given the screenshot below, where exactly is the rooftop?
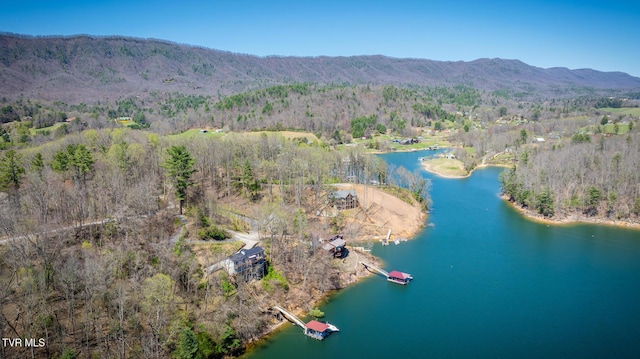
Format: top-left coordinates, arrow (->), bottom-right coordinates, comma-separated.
333,189 -> 357,199
229,246 -> 264,264
388,270 -> 412,280
305,320 -> 330,332
322,237 -> 346,251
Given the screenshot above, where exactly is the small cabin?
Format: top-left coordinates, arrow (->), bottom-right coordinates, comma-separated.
387,270 -> 413,285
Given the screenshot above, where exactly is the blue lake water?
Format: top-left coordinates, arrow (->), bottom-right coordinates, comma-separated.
246,150 -> 640,358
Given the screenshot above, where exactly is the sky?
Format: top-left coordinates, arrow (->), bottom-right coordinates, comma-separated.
2,0 -> 639,77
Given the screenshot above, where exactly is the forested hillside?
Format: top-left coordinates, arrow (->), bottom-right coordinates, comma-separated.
500,130 -> 640,222
1,33 -> 640,359
0,128 -> 431,358
2,34 -> 640,103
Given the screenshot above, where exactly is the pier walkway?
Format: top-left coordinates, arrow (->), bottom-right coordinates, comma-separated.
359,261 -> 389,277
273,305 -> 305,329
360,261 -> 413,285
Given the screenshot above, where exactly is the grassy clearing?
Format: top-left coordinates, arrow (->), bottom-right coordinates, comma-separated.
422,158 -> 467,177
602,123 -> 630,134
166,129 -> 226,141
237,130 -> 319,142
352,132 -> 452,152
114,119 -> 137,127
489,152 -> 515,166
600,107 -> 640,117
30,122 -> 65,135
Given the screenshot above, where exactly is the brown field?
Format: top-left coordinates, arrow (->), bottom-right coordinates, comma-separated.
333,183 -> 426,241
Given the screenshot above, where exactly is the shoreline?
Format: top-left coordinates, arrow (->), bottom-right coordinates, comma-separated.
421,160 -> 468,179
243,247 -> 381,353
420,157 -> 640,230
242,182 -> 426,354
421,161 -> 510,179
502,194 -> 640,230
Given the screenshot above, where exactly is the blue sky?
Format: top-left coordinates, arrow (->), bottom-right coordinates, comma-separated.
2,0 -> 639,76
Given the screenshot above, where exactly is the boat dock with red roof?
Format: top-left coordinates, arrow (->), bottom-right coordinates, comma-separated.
273,306 -> 339,340
387,270 -> 413,285
360,261 -> 413,285
304,320 -> 339,340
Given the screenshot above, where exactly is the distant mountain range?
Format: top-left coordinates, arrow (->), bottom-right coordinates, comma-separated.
2,33 -> 639,102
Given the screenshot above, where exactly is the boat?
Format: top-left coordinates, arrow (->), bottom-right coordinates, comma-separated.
322,322 -> 340,332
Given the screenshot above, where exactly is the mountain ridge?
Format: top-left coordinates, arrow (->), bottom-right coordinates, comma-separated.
1,33 -> 639,102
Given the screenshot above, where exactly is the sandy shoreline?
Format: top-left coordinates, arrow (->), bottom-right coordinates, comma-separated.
333,183 -> 426,240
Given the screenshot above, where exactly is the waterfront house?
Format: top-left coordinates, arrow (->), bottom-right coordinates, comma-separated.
331,189 -> 359,210
222,246 -> 266,281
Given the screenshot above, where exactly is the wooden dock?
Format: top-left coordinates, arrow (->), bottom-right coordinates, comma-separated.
273,305 -> 305,328
381,229 -> 392,246
359,261 -> 389,277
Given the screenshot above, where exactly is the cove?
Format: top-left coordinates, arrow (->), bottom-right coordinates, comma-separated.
245,150 -> 640,358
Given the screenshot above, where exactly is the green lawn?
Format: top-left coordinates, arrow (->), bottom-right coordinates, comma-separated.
602,123 -> 630,134
236,130 -> 319,142
30,122 -> 65,135
114,119 -> 137,128
600,107 -> 640,117
166,129 -> 226,140
352,133 -> 452,152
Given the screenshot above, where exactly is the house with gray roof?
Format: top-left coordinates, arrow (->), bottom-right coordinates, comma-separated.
222,246 -> 266,281
331,189 -> 359,210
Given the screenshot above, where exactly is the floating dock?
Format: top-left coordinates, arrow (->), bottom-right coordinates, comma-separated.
273,306 -> 339,340
381,229 -> 392,246
386,270 -> 413,285
359,261 -> 413,285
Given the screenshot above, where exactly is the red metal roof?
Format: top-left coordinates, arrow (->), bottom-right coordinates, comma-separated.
388,270 -> 410,279
305,320 -> 329,332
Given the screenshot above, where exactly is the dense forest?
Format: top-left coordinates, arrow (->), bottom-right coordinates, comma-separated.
3,34 -> 640,102
500,130 -> 640,221
0,123 -> 431,358
1,37 -> 640,357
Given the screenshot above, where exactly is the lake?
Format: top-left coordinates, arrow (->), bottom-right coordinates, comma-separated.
245,150 -> 640,358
